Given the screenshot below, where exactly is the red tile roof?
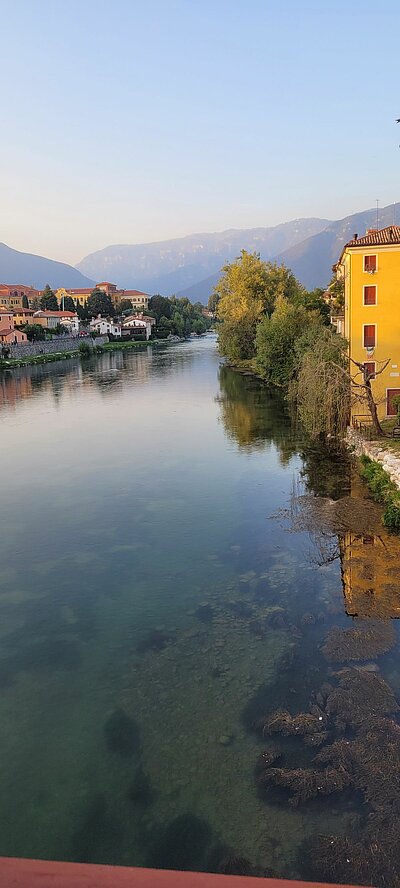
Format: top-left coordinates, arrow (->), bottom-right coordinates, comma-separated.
34,310 -> 77,317
346,225 -> 400,247
123,290 -> 149,297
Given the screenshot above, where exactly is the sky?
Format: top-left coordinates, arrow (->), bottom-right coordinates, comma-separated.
1,0 -> 400,265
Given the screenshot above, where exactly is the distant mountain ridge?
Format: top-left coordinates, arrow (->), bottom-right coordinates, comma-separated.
76,219 -> 330,295
0,242 -> 94,290
275,203 -> 400,290
176,203 -> 400,301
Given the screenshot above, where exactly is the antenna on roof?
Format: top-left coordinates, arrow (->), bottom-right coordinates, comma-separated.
376,199 -> 380,230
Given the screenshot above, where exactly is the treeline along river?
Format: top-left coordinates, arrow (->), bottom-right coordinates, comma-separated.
1,334 -> 400,884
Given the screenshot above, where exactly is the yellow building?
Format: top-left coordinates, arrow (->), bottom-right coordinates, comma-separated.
336,225 -> 400,420
55,287 -> 93,308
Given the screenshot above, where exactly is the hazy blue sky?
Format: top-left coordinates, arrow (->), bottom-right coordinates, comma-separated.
2,0 -> 400,264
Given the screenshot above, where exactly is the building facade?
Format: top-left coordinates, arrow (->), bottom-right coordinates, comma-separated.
0,308 -> 28,344
122,314 -> 155,340
0,285 -> 40,310
336,226 -> 400,420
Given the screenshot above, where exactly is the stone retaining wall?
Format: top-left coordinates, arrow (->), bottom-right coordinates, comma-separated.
6,335 -> 108,359
347,427 -> 400,490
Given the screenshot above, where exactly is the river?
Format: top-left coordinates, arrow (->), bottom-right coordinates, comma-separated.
1,334 -> 400,884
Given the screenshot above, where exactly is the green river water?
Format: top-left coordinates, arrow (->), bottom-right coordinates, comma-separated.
1,334 -> 400,884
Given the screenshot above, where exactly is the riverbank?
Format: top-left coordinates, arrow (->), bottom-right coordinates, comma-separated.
0,337 -> 186,370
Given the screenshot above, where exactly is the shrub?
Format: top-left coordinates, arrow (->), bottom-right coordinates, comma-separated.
78,341 -> 94,358
359,455 -> 400,531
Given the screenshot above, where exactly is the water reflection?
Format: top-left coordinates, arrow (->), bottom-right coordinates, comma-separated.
216,364 -> 298,464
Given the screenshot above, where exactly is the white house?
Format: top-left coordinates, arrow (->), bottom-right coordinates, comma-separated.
89,316 -> 122,337
122,314 -> 155,340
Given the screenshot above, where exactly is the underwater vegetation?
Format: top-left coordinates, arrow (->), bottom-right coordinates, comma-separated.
322,620 -> 395,662
136,629 -> 175,654
255,666 -> 400,886
104,708 -> 140,757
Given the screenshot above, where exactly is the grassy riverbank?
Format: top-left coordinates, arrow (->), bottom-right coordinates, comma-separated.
0,337 -> 185,370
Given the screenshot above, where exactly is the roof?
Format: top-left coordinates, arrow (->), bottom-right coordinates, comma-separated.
123,290 -> 149,297
346,226 -> 400,248
65,288 -> 93,295
34,310 -> 77,318
0,307 -> 12,314
96,281 -> 117,287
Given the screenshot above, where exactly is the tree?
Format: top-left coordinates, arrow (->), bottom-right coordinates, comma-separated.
23,324 -> 46,342
216,251 -> 304,362
86,287 -> 115,318
40,285 -> 58,311
59,295 -> 76,312
22,294 -> 29,309
118,298 -> 133,314
300,288 -> 331,325
148,295 -> 172,322
207,291 -> 219,313
293,327 -> 389,440
254,297 -> 316,386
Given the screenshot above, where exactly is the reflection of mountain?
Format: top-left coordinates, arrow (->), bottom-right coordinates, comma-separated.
216,364 -> 298,463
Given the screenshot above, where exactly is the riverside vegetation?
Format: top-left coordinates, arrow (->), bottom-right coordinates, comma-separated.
214,250 -> 400,531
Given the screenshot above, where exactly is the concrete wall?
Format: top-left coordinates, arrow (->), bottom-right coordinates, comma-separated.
5,335 -> 108,359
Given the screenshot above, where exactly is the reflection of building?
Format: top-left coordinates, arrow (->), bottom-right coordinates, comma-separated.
340,529 -> 400,619
336,226 -> 400,420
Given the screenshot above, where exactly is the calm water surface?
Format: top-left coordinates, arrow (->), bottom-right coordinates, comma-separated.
1,335 -> 400,883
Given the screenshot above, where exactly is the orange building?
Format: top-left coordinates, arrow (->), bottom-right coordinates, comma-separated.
0,308 -> 28,344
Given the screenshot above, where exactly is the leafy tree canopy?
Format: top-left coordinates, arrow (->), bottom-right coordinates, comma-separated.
40,284 -> 58,311
59,295 -> 76,312
119,298 -> 133,314
86,288 -> 115,318
23,323 -> 46,341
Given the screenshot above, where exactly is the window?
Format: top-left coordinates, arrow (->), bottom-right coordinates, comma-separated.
364,285 -> 376,305
387,389 -> 400,416
365,361 -> 376,379
363,325 -> 376,348
364,255 -> 377,273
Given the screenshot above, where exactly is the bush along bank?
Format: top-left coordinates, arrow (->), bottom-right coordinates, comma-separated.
359,454 -> 400,531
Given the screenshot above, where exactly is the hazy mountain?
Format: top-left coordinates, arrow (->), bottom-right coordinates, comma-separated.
177,203 -> 400,302
76,219 -> 330,294
276,203 -> 400,290
0,242 -> 94,289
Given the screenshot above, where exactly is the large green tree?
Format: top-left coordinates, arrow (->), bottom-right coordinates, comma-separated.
254,297 -> 318,386
216,251 -> 304,362
40,285 -> 58,311
86,288 -> 115,318
148,295 -> 172,322
59,295 -> 76,312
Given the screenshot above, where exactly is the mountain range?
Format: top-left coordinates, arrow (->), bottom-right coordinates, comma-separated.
1,203 -> 399,302
75,219 -> 330,294
0,242 -> 94,290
